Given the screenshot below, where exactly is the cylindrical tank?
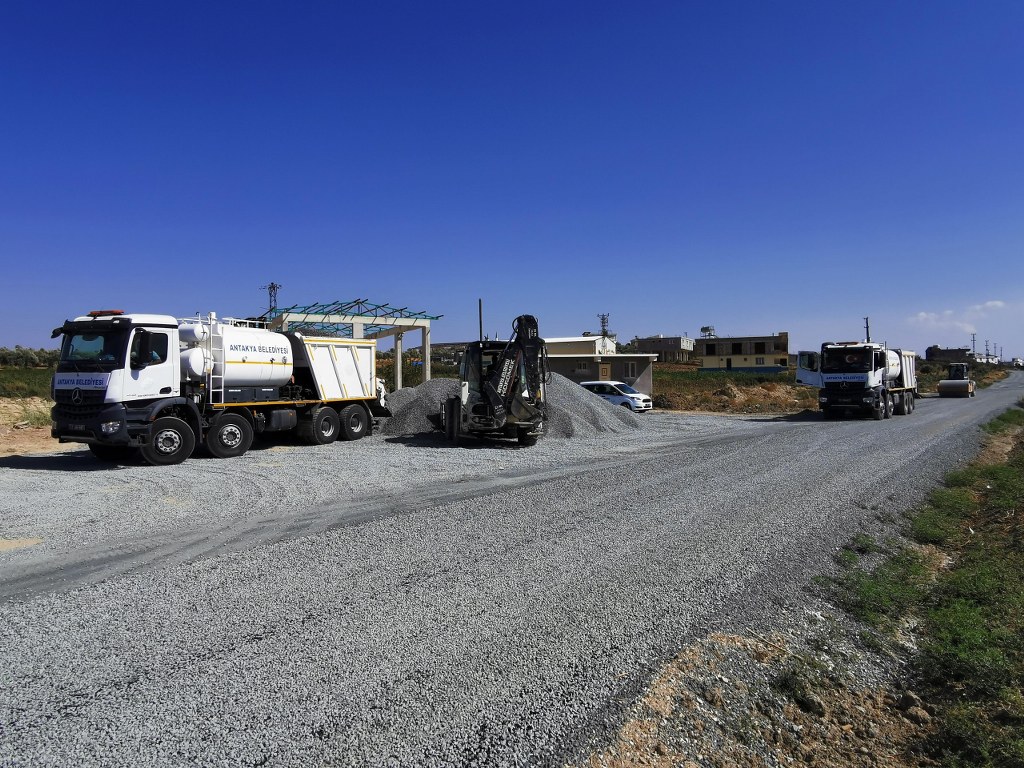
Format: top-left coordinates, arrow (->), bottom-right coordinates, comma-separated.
178,322 -> 209,344
219,325 -> 293,386
180,347 -> 209,381
881,349 -> 901,381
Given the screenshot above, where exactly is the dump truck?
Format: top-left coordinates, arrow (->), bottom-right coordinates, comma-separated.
439,314 -> 549,446
796,341 -> 918,419
50,310 -> 389,465
937,362 -> 976,398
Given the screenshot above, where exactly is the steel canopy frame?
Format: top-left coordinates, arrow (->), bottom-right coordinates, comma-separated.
261,299 -> 442,389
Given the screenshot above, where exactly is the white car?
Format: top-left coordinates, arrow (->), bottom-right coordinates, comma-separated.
580,381 -> 653,412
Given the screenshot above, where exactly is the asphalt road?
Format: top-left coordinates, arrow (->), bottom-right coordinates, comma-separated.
1,372 -> 1021,767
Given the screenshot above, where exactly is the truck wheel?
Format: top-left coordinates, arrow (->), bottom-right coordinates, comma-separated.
872,400 -> 885,420
895,393 -> 908,416
88,444 -> 136,463
299,407 -> 340,445
205,413 -> 254,458
338,404 -> 368,441
141,416 -> 196,466
884,393 -> 894,419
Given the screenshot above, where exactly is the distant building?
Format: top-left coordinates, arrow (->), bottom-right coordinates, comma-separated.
634,334 -> 695,363
925,345 -> 971,363
545,335 -> 658,394
694,331 -> 790,373
422,334 -> 658,394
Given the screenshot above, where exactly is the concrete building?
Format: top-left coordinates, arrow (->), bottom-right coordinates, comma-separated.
925,345 -> 972,363
634,334 -> 695,363
544,335 -> 658,395
695,331 -> 790,373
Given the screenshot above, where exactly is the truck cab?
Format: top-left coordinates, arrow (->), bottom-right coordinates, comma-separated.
51,311 -> 186,454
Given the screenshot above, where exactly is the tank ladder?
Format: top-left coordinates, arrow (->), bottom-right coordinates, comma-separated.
207,313 -> 225,405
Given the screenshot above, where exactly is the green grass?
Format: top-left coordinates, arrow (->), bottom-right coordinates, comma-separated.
982,403 -> 1024,434
0,367 -> 54,398
830,548 -> 932,628
12,401 -> 52,427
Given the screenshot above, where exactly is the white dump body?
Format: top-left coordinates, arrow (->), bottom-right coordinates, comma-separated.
298,337 -> 377,400
892,349 -> 917,390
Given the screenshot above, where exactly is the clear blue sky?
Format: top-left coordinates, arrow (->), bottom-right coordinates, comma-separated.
2,1 -> 1022,358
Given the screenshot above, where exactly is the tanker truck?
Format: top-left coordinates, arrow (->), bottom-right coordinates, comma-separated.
50,310 -> 389,465
796,341 -> 918,420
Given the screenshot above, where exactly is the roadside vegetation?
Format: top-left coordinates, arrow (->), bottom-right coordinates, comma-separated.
0,366 -> 53,399
829,402 -> 1024,766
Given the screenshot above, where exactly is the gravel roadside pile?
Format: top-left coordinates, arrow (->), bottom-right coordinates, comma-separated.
379,377 -> 458,436
544,372 -> 641,438
380,373 -> 642,438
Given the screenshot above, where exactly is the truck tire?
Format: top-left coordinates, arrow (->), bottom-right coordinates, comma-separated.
205,413 -> 254,459
88,444 -> 136,463
141,416 -> 196,466
895,392 -> 908,416
299,407 -> 340,445
338,404 -> 369,441
872,399 -> 885,420
883,392 -> 893,419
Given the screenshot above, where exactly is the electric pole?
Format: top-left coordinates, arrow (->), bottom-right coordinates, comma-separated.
261,282 -> 282,314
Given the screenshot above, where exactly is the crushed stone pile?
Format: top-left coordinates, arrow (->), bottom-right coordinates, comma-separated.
380,377 -> 459,436
380,372 -> 643,439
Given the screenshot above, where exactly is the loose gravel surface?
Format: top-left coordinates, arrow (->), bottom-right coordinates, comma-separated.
1,372 -> 1021,766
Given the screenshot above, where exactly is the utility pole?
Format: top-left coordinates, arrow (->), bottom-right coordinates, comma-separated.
863,316 -> 871,343
971,333 -> 977,356
598,313 -> 610,337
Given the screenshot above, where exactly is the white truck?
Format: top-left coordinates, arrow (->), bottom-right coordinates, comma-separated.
50,310 -> 389,464
796,341 -> 918,420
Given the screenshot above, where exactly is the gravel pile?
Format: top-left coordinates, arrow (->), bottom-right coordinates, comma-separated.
544,373 -> 642,438
380,373 -> 643,439
380,377 -> 458,436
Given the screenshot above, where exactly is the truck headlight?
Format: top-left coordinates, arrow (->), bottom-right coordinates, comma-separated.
101,421 -> 121,434
862,397 -> 874,404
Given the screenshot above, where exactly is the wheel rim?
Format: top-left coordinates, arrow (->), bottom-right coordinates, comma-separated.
220,425 -> 242,448
347,414 -> 363,433
155,429 -> 182,454
320,419 -> 335,438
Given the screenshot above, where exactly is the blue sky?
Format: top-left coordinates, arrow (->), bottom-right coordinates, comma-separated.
2,1 -> 1022,358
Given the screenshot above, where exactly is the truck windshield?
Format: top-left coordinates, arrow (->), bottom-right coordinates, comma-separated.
58,330 -> 130,370
822,348 -> 871,373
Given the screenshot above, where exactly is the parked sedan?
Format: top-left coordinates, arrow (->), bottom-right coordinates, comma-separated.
579,381 -> 653,412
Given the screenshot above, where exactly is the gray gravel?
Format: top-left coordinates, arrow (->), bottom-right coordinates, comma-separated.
0,372 -> 1021,766
380,373 -> 641,439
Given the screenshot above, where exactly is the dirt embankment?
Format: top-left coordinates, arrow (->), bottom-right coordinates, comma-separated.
0,398 -> 74,456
